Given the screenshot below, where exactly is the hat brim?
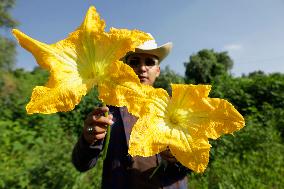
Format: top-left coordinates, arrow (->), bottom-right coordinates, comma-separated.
123,42 -> 173,64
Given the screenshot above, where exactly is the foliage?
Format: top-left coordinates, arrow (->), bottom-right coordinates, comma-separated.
1,58 -> 284,188
0,0 -> 18,71
0,120 -> 104,189
0,37 -> 16,71
211,73 -> 284,117
0,67 -> 104,188
184,49 -> 233,84
189,110 -> 284,189
188,72 -> 284,188
0,0 -> 18,28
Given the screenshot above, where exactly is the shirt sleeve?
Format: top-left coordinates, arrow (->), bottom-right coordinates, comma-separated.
72,134 -> 104,172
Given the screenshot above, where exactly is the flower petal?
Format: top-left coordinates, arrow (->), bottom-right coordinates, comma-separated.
128,116 -> 168,156
26,81 -> 87,114
169,136 -> 211,173
170,84 -> 245,139
13,30 -> 89,113
99,63 -> 169,118
172,84 -> 211,101
201,98 -> 245,139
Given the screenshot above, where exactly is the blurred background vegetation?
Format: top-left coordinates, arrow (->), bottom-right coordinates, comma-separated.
1,0 -> 283,188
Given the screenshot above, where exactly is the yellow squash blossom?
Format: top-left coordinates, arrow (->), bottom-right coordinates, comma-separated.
12,6 -> 151,114
103,83 -> 245,173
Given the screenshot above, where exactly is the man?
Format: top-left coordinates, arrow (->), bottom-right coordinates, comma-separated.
72,34 -> 188,189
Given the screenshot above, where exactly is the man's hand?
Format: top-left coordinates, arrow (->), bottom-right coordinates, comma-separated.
83,106 -> 113,145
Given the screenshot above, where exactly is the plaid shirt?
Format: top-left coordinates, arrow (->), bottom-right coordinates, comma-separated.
72,106 -> 188,189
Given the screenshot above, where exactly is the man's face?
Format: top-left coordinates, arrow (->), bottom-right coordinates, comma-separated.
126,53 -> 160,86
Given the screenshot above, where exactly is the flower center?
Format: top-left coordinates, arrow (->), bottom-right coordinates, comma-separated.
166,108 -> 188,129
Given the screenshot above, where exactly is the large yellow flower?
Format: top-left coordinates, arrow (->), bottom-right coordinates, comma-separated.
12,6 -> 151,114
112,84 -> 245,173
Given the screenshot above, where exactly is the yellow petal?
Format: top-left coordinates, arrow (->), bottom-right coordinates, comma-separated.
99,63 -> 169,118
202,98 -> 245,139
12,29 -> 61,70
26,81 -> 87,114
12,6 -> 152,114
80,6 -> 105,34
169,84 -> 245,139
128,116 -> 168,156
172,84 -> 211,100
12,29 -> 89,113
169,136 -> 211,173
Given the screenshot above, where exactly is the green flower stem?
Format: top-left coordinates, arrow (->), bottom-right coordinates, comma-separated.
102,103 -> 111,160
149,159 -> 168,179
149,163 -> 162,179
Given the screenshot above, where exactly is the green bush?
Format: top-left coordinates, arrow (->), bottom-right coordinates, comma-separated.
0,120 -> 104,189
188,73 -> 284,189
1,65 -> 284,188
0,68 -> 104,188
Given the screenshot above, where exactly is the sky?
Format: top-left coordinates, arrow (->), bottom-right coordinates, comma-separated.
4,0 -> 284,76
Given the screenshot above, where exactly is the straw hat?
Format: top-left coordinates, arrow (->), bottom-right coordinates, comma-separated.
124,33 -> 172,63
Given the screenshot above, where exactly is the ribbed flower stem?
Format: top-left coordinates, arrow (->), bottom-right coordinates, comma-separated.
102,102 -> 111,160
149,159 -> 168,179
